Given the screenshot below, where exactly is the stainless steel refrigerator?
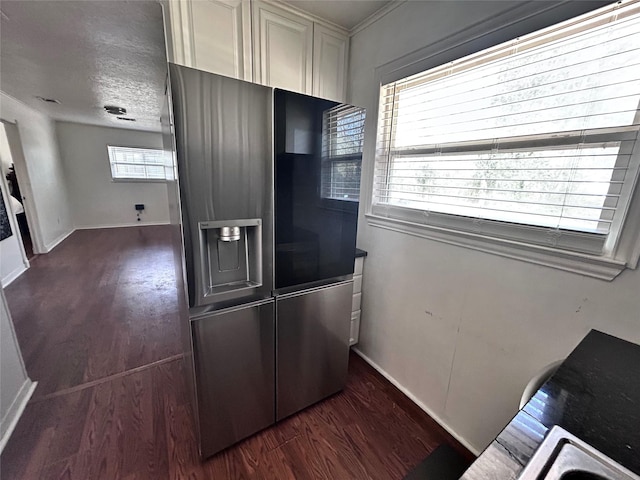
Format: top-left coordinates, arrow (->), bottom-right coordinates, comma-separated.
165,63 -> 365,459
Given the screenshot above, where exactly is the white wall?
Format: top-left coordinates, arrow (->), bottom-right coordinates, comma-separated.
56,122 -> 170,229
349,1 -> 640,454
0,92 -> 73,253
0,287 -> 35,452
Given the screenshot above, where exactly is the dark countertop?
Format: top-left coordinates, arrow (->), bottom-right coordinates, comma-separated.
462,330 -> 640,479
355,248 -> 367,258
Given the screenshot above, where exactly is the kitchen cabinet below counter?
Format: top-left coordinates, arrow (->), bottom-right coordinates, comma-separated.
350,248 -> 367,346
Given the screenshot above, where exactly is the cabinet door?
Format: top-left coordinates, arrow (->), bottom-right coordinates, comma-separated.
276,281 -> 353,420
312,25 -> 348,102
253,1 -> 313,94
191,300 -> 275,458
164,0 -> 251,80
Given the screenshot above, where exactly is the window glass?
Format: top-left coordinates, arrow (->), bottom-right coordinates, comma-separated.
374,2 -> 640,253
107,146 -> 172,181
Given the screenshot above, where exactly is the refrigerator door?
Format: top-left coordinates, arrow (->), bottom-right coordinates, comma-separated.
169,63 -> 274,308
274,89 -> 365,290
276,280 -> 353,420
191,300 -> 275,458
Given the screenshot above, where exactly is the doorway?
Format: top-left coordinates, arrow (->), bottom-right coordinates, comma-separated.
0,122 -> 35,260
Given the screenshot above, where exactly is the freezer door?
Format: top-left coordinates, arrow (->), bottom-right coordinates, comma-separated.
191,300 -> 275,458
276,281 -> 353,420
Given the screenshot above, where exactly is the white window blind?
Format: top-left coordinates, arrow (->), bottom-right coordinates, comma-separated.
373,0 -> 640,255
321,105 -> 366,201
107,146 -> 173,181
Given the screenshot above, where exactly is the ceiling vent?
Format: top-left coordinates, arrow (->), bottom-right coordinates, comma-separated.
36,96 -> 60,104
117,117 -> 136,122
104,105 -> 126,115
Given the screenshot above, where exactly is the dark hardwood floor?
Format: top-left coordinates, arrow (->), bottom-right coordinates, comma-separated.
1,225 -> 472,479
4,226 -> 183,399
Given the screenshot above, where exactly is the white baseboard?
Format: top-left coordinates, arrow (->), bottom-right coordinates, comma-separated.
352,347 -> 481,457
74,221 -> 170,230
0,379 -> 37,454
43,228 -> 75,253
2,263 -> 28,286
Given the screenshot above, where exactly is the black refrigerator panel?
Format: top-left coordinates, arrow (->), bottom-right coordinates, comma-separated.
274,89 -> 365,290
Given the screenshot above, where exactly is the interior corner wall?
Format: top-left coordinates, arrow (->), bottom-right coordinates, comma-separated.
55,122 -> 170,229
0,92 -> 73,253
348,0 -> 640,454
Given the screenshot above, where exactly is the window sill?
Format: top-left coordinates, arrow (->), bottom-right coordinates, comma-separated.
365,213 -> 628,281
110,178 -> 170,184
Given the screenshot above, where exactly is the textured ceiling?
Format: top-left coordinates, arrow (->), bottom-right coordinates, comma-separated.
0,1 -> 167,132
282,0 -> 392,30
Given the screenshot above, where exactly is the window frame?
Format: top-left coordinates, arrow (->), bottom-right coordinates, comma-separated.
363,0 -> 640,280
106,145 -> 170,183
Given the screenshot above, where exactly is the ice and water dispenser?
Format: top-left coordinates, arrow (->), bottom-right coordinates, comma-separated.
198,219 -> 263,300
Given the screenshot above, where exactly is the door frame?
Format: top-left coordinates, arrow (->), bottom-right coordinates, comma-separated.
0,120 -> 45,254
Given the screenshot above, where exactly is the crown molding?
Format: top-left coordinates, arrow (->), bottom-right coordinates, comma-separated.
263,0 -> 348,35
349,0 -> 407,37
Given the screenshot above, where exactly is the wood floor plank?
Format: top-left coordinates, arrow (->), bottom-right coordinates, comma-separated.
304,403 -> 376,479
1,398 -> 60,478
165,404 -> 201,480
43,388 -> 94,464
40,454 -> 75,480
268,435 -> 325,480
1,226 -> 474,479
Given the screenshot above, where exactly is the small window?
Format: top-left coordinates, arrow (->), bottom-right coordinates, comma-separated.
373,1 -> 640,258
321,105 -> 366,201
107,146 -> 173,181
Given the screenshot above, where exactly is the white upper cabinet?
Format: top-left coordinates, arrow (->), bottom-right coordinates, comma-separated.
163,0 -> 252,81
312,25 -> 348,102
252,1 -> 313,95
162,0 -> 349,100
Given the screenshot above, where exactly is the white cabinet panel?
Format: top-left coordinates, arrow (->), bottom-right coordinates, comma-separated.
312,25 -> 348,102
191,0 -> 251,79
164,0 -> 349,97
350,256 -> 365,345
352,292 -> 362,313
353,274 -> 362,294
163,0 -> 190,65
164,0 -> 251,80
253,2 -> 313,94
350,310 -> 361,346
354,257 -> 364,275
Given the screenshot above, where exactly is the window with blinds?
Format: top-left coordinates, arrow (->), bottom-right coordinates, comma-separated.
373,0 -> 640,255
107,146 -> 173,181
321,105 -> 366,201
